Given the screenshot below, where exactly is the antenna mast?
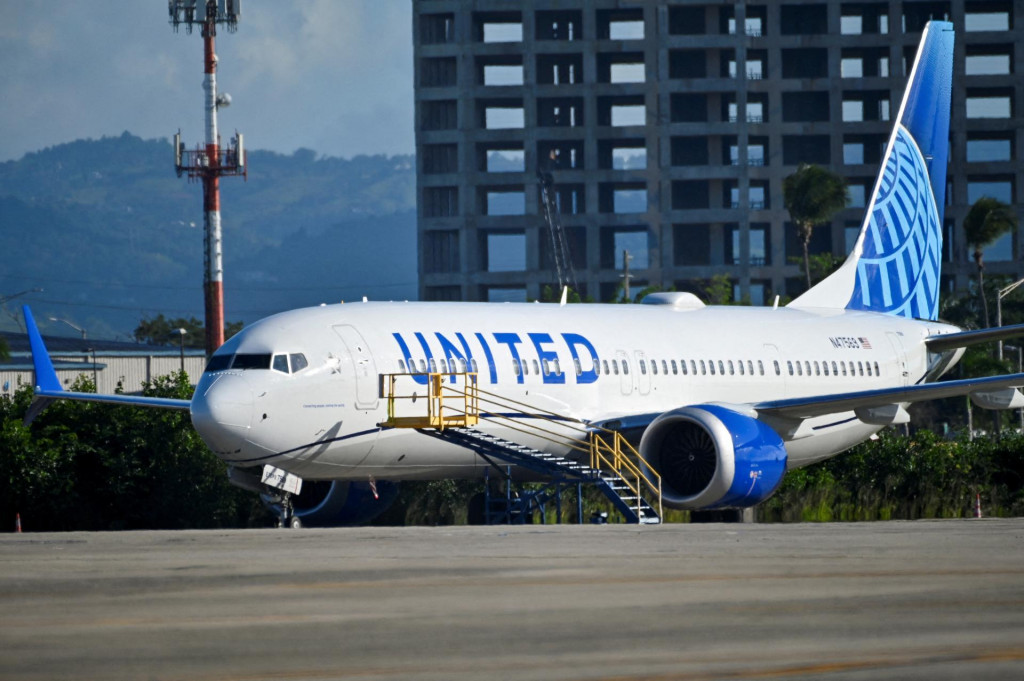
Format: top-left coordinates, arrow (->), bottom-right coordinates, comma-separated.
169,0 -> 246,355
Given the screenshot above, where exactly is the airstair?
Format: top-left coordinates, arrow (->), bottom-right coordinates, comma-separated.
379,372 -> 662,524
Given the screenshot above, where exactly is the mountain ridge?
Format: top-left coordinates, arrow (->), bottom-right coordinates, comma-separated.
0,133 -> 418,341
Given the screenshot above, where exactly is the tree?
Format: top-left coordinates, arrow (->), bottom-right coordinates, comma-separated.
783,164 -> 850,290
0,337 -> 8,361
963,196 -> 1017,328
134,314 -> 243,348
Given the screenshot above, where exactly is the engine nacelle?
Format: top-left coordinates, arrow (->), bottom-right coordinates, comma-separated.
639,405 -> 787,509
266,480 -> 399,527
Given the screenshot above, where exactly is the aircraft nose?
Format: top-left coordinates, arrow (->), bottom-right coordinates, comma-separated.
191,373 -> 254,458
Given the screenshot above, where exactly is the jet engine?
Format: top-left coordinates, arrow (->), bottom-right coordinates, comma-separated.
639,404 -> 787,509
266,480 -> 399,527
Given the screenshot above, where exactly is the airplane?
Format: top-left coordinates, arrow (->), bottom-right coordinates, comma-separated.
20,21 -> 1024,526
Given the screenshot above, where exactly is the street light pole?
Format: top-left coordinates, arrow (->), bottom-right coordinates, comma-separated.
996,277 -> 1024,361
171,328 -> 188,374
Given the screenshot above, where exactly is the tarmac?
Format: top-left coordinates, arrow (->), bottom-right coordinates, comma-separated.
1,520 -> 1023,681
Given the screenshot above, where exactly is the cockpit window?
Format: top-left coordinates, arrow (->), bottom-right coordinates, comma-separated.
205,354 -> 233,372
290,354 -> 308,372
272,354 -> 289,373
232,353 -> 272,370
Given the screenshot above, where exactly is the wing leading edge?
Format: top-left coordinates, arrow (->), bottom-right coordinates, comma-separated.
755,372 -> 1024,421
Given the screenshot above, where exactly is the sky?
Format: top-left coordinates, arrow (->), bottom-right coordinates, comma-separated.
0,1 -> 415,162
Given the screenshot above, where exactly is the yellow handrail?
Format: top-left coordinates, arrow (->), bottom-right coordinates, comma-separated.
379,372 -> 662,520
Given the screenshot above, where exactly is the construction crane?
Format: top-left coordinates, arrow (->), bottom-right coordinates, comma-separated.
537,150 -> 578,294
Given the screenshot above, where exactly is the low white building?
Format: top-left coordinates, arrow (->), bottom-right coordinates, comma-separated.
1,332 -> 206,396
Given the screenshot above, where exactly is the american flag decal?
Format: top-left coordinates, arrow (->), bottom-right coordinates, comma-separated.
859,337 -> 872,350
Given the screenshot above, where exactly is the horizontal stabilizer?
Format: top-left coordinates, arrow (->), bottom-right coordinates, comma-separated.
926,323 -> 1024,353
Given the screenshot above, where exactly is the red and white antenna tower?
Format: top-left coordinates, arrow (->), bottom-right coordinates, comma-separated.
170,0 -> 246,355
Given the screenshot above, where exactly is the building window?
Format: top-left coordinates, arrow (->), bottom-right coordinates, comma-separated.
841,58 -> 863,78
844,143 -> 864,165
843,100 -> 864,122
965,11 -> 1010,32
484,231 -> 526,272
966,54 -> 1011,76
966,95 -> 1012,119
966,136 -> 1013,163
483,189 -> 525,216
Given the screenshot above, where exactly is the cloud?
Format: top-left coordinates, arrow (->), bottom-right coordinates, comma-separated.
0,1 -> 414,161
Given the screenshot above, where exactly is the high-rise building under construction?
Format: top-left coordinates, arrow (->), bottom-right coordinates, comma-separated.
413,0 -> 1022,304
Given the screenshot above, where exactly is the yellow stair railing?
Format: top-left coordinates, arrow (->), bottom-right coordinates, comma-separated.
379,372 -> 479,430
378,372 -> 661,521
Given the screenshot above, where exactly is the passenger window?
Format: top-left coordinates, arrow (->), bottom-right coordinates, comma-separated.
429,359 -> 438,373
418,359 -> 427,373
796,362 -> 802,376
542,359 -> 550,376
622,361 -> 630,375
738,361 -> 744,376
758,360 -> 764,376
522,359 -> 529,375
842,362 -> 848,376
874,361 -> 880,376
554,359 -> 561,375
814,361 -> 821,376
651,360 -> 658,375
574,358 -> 582,376
663,360 -> 669,374
822,361 -> 829,376
691,360 -> 697,375
438,358 -> 448,373
709,361 -> 716,376
672,360 -> 679,375
471,358 -> 479,373
640,360 -> 647,375
532,359 -> 540,375
773,360 -> 780,375
804,361 -> 811,376
787,361 -> 794,376
595,360 -> 601,376
398,359 -> 407,372
832,361 -> 838,375
272,354 -> 289,373
728,360 -> 734,375
858,361 -> 864,376
717,360 -> 724,375
748,360 -> 754,375
613,360 -> 620,375
513,359 -> 521,376
604,360 -> 611,375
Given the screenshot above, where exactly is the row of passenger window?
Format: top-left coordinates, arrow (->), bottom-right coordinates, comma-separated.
787,359 -> 880,378
396,355 -> 883,381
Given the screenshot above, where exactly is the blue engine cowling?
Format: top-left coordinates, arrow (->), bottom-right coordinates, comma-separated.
639,405 -> 787,509
266,480 -> 400,527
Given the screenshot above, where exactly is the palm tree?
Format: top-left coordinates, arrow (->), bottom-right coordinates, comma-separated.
963,196 -> 1017,328
783,164 -> 850,290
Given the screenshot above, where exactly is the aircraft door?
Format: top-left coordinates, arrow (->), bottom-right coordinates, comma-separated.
332,325 -> 380,410
634,350 -> 651,395
885,332 -> 910,386
615,349 -> 633,395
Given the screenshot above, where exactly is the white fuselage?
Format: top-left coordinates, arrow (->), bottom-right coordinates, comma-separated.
190,301 -> 960,481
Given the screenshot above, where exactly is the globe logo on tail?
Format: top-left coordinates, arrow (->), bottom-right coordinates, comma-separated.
847,125 -> 942,320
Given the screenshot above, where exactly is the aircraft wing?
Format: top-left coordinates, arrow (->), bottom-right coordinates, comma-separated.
754,372 -> 1024,421
22,305 -> 192,424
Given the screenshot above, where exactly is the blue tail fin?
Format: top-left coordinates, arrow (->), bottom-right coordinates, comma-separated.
790,21 -> 954,320
23,306 -> 62,392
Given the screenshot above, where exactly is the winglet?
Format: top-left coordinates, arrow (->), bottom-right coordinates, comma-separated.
23,305 -> 61,393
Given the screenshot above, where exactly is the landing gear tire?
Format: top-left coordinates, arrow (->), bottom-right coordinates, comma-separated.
289,516 -> 303,529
